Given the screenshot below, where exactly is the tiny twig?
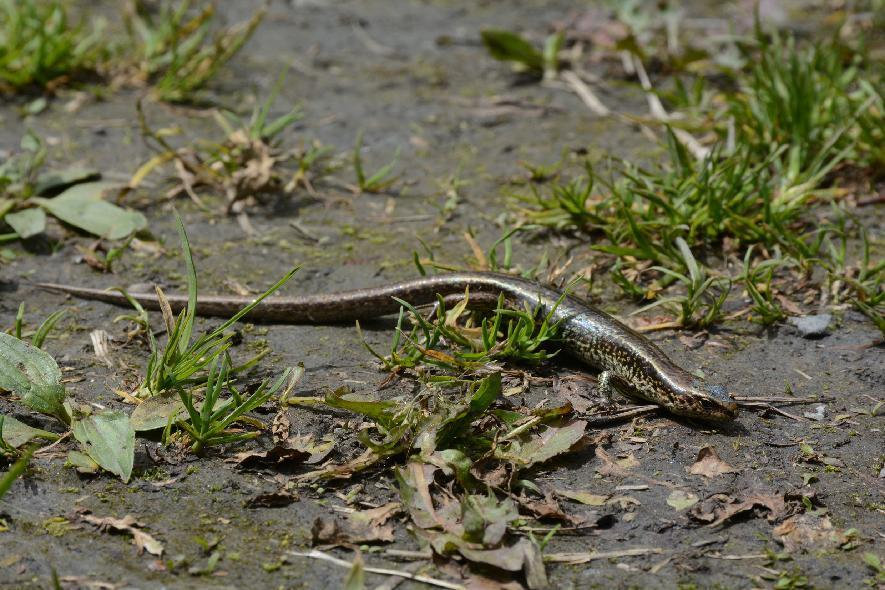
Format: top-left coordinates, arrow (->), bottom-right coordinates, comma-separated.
288,549 -> 464,590
734,395 -> 833,406
560,70 -> 610,116
545,547 -> 663,564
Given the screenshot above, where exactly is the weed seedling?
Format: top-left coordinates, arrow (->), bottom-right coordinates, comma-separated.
0,0 -> 106,91
173,354 -> 291,454
123,0 -> 265,102
0,444 -> 33,499
11,303 -> 65,349
632,238 -> 730,329
739,246 -> 792,325
352,131 -> 400,194
138,215 -> 298,396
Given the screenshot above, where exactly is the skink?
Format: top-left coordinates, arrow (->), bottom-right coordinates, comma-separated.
37,272 -> 739,421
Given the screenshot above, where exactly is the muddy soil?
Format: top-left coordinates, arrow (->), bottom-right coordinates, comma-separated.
1,1 -> 882,589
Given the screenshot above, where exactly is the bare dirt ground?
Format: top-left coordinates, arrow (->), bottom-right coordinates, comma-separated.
1,1 -> 882,589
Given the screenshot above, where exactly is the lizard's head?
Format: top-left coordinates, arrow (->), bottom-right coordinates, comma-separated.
673,380 -> 739,422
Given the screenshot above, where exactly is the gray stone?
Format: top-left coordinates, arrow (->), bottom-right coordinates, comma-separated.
788,314 -> 832,338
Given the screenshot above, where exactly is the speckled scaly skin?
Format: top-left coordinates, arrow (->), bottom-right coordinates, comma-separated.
38,272 -> 739,421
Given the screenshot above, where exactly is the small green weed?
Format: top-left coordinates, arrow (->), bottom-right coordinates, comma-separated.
352,131 -> 400,194
0,0 -> 106,92
11,303 -> 65,349
739,247 -> 792,325
136,215 -> 298,396
632,238 -> 730,329
123,0 -> 265,103
172,354 -> 292,454
360,288 -> 563,374
480,29 -> 563,79
0,445 -> 33,499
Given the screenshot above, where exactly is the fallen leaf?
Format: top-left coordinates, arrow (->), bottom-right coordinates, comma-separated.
689,491 -> 787,527
556,489 -> 609,506
495,420 -> 587,468
395,461 -> 442,530
688,446 -> 738,478
666,489 -> 699,511
228,444 -> 310,469
517,494 -> 584,525
774,514 -> 852,553
311,514 -> 395,547
78,510 -> 163,556
348,502 -> 401,529
272,410 -> 290,444
616,453 -> 640,469
606,495 -> 641,510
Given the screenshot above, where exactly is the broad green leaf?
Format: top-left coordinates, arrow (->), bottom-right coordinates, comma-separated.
130,395 -> 185,431
0,332 -> 69,424
5,208 -> 46,239
556,489 -> 608,506
666,489 -> 699,510
1,414 -> 59,448
34,166 -> 100,196
480,30 -> 544,72
496,420 -> 587,468
436,372 -> 501,448
65,450 -> 100,474
32,182 -> 146,240
71,410 -> 135,482
325,388 -> 399,429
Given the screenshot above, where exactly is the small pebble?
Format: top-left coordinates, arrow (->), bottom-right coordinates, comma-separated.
789,314 -> 832,338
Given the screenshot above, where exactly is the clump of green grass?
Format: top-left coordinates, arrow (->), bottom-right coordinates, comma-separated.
518,135 -> 824,273
726,27 -> 883,181
632,238 -> 730,329
359,289 -> 564,375
123,0 -> 265,103
0,0 -> 106,92
134,215 -> 298,397
171,354 -> 292,454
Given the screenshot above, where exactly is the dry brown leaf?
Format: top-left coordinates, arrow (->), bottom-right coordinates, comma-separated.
774,514 -> 851,552
78,510 -> 163,556
687,446 -> 739,478
556,489 -> 609,506
271,409 -> 291,444
311,512 -> 396,548
517,492 -> 585,526
227,443 -> 310,469
689,491 -> 787,527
